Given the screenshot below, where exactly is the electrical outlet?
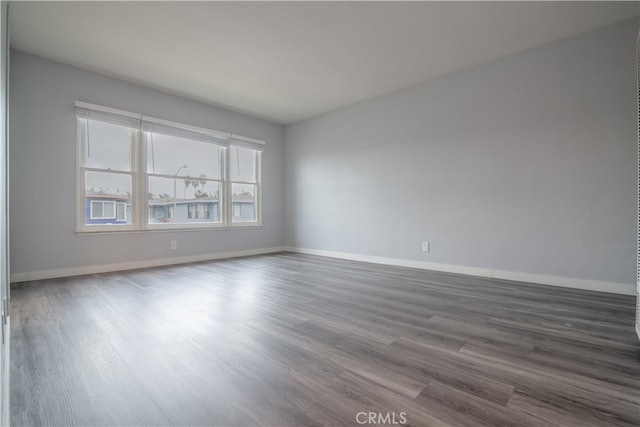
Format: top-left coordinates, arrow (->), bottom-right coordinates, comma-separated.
422,241 -> 429,252
170,240 -> 177,250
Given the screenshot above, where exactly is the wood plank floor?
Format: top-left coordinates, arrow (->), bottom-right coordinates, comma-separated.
10,252 -> 640,426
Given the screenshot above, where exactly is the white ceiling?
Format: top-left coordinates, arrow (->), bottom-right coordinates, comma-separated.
10,2 -> 639,125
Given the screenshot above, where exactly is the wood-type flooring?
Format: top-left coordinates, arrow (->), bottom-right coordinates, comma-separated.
10,252 -> 640,426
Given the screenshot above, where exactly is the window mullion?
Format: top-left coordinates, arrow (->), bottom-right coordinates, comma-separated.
76,118 -> 85,232
223,146 -> 230,225
137,129 -> 147,230
146,173 -> 221,183
81,167 -> 133,175
257,151 -> 262,225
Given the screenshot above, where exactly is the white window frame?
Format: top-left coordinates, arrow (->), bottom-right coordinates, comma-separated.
142,128 -> 226,231
76,112 -> 138,232
76,102 -> 264,233
229,147 -> 261,226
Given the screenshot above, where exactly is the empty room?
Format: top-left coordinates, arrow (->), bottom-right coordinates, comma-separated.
0,1 -> 638,426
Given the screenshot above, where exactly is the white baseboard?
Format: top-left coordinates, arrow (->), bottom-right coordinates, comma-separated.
283,247 -> 635,296
10,245 -> 636,296
10,246 -> 286,283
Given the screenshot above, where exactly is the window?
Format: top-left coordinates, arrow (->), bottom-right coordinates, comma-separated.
230,145 -> 260,223
90,201 -> 115,219
78,108 -> 136,228
76,102 -> 264,232
145,124 -> 221,226
116,202 -> 127,222
187,203 -> 211,220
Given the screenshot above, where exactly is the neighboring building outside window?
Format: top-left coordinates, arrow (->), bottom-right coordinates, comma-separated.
85,192 -> 130,225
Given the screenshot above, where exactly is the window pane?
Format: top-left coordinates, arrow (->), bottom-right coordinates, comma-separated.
82,119 -> 132,171
231,183 -> 256,223
91,201 -> 103,218
230,146 -> 256,183
103,202 -> 115,218
148,176 -> 220,224
116,203 -> 126,221
146,133 -> 221,180
85,171 -> 132,226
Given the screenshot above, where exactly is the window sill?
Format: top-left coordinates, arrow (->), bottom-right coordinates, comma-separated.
75,224 -> 263,235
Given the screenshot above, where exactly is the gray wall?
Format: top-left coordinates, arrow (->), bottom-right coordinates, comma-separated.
284,19 -> 638,285
10,51 -> 284,275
